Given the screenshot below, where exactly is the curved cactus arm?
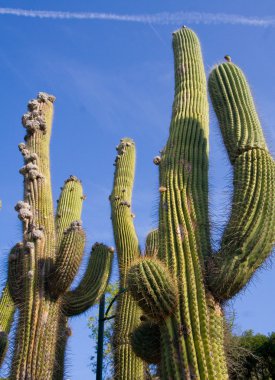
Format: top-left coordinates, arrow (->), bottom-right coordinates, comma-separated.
55,176 -> 84,247
110,138 -> 141,275
144,228 -> 159,257
0,284 -> 15,366
63,244 -> 113,317
208,62 -> 275,300
110,138 -> 145,379
48,221 -> 85,298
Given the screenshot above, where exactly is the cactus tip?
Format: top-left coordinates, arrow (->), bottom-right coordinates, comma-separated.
224,55 -> 231,62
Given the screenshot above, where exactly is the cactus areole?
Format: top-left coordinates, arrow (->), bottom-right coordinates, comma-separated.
110,27 -> 274,380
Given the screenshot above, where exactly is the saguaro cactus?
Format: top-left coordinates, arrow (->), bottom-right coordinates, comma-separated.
7,93 -> 113,380
112,27 -> 274,379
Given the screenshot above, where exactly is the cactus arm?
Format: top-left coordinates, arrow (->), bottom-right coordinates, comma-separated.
48,221 -> 85,297
63,244 -> 113,316
110,138 -> 145,379
110,138 -> 140,275
144,229 -> 159,257
48,176 -> 85,296
208,63 -> 275,300
8,243 -> 25,305
131,321 -> 161,364
127,258 -> 178,321
0,284 -> 15,366
55,176 -> 84,247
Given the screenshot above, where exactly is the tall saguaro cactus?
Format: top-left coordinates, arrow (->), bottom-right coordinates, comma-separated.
7,93 -> 113,380
113,27 -> 274,379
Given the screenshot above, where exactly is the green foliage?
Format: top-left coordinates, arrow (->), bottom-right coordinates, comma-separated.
228,330 -> 275,380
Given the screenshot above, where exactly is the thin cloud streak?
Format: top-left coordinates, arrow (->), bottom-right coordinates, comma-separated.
0,8 -> 275,27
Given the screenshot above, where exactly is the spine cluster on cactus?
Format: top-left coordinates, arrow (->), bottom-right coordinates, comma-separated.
1,93 -> 113,380
110,26 -> 274,380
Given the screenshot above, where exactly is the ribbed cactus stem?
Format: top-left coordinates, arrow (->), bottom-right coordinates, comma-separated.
208,63 -> 267,163
110,138 -> 145,379
52,314 -> 72,380
8,243 -> 24,305
0,285 -> 15,366
55,176 -> 84,246
63,243 -> 114,316
20,92 -> 56,262
144,229 -> 159,257
131,321 -> 161,364
48,220 -> 86,297
157,27 -> 215,379
206,293 -> 227,379
127,258 -> 178,321
208,63 -> 275,300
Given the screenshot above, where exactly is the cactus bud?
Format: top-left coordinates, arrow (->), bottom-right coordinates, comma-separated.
153,156 -> 161,165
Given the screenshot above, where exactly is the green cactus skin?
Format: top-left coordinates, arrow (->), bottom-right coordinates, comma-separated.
52,314 -> 72,380
144,229 -> 159,258
125,27 -> 274,379
156,27 -> 215,380
127,258 -> 178,321
63,243 -> 114,317
131,321 -> 161,364
110,138 -> 145,380
0,285 -> 15,366
208,62 -> 275,300
9,93 -> 113,380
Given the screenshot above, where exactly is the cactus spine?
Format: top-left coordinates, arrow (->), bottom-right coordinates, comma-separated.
116,27 -> 275,379
7,93 -> 113,380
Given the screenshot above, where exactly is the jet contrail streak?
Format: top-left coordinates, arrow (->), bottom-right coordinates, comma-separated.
0,8 -> 274,27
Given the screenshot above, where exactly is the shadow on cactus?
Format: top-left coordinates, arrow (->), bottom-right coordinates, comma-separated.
109,27 -> 274,379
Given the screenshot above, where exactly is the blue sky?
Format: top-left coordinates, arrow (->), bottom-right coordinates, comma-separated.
0,1 -> 274,379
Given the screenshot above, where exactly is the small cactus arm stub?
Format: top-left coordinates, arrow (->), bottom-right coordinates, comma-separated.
8,93 -> 113,380
125,27 -> 274,380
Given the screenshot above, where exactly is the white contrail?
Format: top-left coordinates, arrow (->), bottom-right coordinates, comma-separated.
0,8 -> 274,27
